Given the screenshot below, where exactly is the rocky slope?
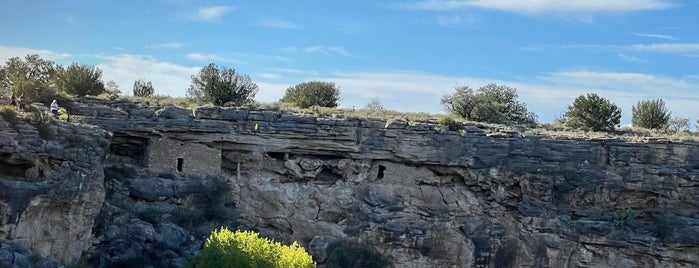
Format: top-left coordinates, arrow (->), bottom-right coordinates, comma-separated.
2,98 -> 699,267
74,99 -> 699,267
0,111 -> 109,264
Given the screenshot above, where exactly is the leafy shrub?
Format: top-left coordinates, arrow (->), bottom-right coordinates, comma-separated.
27,110 -> 54,138
281,81 -> 341,108
563,93 -> 621,132
133,79 -> 155,98
0,105 -> 18,125
326,240 -> 391,268
187,63 -> 258,106
104,165 -> 137,181
441,83 -> 536,126
631,98 -> 670,130
438,116 -> 463,131
188,228 -> 316,268
614,208 -> 636,230
56,63 -> 106,97
105,256 -> 148,268
202,176 -> 236,223
170,210 -> 205,229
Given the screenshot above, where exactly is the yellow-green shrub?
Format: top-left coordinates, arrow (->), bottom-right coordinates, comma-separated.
188,228 -> 315,268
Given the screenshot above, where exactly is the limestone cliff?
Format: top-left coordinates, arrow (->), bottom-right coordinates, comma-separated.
68,99 -> 699,268
0,112 -> 109,264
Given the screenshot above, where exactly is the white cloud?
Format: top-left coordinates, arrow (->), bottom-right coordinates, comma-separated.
617,53 -> 645,63
633,33 -> 676,40
303,45 -> 352,57
194,6 -> 233,22
629,43 -> 699,53
185,53 -> 223,62
0,46 -> 72,63
401,0 -> 674,14
257,18 -> 299,29
151,42 -> 184,49
436,14 -> 476,27
97,54 -> 199,97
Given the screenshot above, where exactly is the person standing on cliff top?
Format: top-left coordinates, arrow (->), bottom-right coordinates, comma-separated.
50,99 -> 59,118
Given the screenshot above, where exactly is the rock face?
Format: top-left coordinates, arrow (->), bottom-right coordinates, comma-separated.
3,97 -> 699,267
0,114 -> 109,263
67,99 -> 699,268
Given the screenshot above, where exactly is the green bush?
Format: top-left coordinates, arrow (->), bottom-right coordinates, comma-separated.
27,110 -> 54,138
614,208 -> 636,230
202,176 -> 236,223
188,228 -> 316,268
0,105 -> 18,125
563,93 -> 621,132
438,116 -> 463,131
281,81 -> 341,108
326,240 -> 391,268
104,165 -> 137,181
441,83 -> 536,126
187,63 -> 258,106
631,99 -> 670,130
56,63 -> 106,97
133,79 -> 155,98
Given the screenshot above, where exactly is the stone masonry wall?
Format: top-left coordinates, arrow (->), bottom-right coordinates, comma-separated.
146,137 -> 221,177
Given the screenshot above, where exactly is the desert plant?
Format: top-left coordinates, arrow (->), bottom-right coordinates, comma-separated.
104,165 -> 137,181
441,83 -> 536,126
202,176 -> 237,223
614,208 -> 637,229
0,105 -> 18,125
667,117 -> 690,133
27,110 -> 54,138
133,79 -> 155,97
563,93 -> 621,132
438,116 -> 463,131
365,98 -> 384,111
188,228 -> 316,268
281,81 -> 341,108
56,63 -> 105,97
187,63 -> 258,106
631,99 -> 670,130
326,240 -> 391,268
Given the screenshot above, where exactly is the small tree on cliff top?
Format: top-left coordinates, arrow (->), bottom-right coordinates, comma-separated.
281,81 -> 341,108
563,93 -> 621,132
441,83 -> 536,126
187,63 -> 258,106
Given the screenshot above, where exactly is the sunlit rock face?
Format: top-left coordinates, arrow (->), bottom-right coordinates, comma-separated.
0,115 -> 109,263
3,97 -> 699,267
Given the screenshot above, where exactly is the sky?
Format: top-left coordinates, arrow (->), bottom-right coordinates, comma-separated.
1,0 -> 697,125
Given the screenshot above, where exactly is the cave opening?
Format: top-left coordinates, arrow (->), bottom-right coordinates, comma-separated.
377,165 -> 386,179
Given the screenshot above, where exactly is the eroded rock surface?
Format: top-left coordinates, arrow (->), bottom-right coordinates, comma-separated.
0,115 -> 109,263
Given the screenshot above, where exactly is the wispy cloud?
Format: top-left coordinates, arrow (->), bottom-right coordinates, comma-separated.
185,53 -> 223,62
151,42 -> 184,49
0,46 -> 72,63
436,14 -> 476,27
629,43 -> 699,53
617,53 -> 645,62
401,0 -> 674,14
634,33 -> 676,40
96,54 -> 199,97
194,6 -> 233,22
303,45 -> 352,56
257,18 -> 299,29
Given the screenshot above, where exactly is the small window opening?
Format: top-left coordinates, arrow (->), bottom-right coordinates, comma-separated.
377,165 -> 386,179
177,158 -> 184,172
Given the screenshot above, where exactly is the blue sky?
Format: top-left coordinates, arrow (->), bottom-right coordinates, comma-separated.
1,0 -> 698,124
